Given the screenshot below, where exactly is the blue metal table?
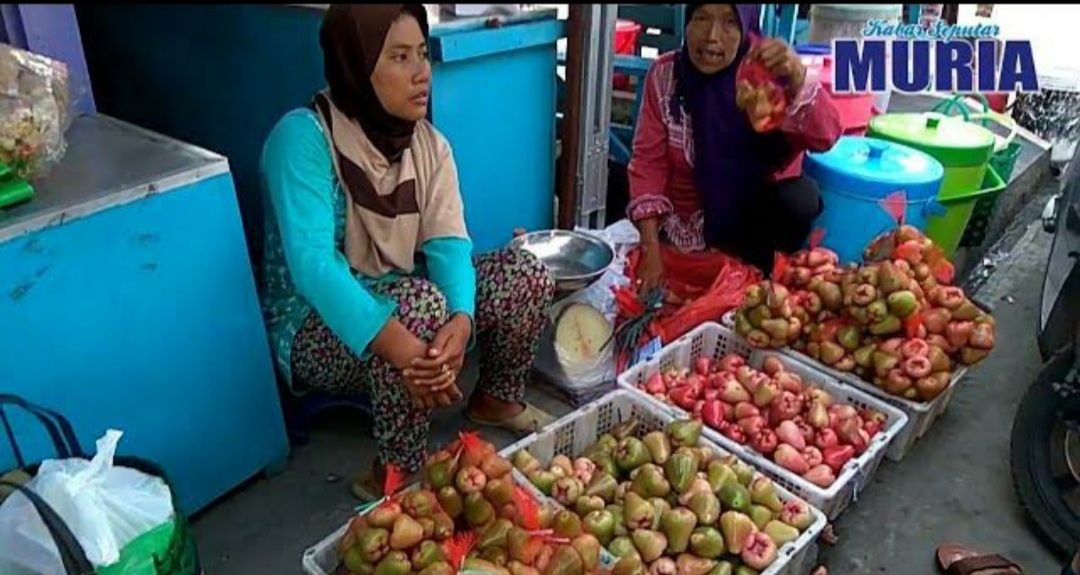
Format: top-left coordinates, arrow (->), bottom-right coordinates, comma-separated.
0,114 -> 290,515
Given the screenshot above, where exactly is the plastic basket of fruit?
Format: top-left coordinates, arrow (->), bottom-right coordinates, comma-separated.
616,322 -> 908,520
721,226 -> 996,462
500,390 -> 827,575
721,308 -> 966,462
303,522 -> 349,575
779,346 -> 965,461
303,435 -> 562,575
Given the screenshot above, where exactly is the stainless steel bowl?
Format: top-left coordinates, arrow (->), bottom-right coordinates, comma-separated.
510,230 -> 615,293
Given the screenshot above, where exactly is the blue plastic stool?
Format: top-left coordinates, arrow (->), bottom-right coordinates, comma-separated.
275,367 -> 374,446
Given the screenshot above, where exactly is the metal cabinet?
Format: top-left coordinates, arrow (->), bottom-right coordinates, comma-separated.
0,115 -> 289,515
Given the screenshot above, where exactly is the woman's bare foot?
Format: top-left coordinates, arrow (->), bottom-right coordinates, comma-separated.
466,392 -> 525,422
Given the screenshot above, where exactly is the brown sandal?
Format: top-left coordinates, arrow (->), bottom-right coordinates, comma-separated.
937,544 -> 1024,575
464,401 -> 554,436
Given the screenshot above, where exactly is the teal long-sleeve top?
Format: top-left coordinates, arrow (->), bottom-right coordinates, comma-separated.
259,109 -> 476,389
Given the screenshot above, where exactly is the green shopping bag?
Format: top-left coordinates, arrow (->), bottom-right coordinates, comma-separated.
0,394 -> 201,575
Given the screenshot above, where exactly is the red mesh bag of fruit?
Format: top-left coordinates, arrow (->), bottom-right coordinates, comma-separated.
618,245 -> 763,365
863,191 -> 956,285
735,39 -> 788,133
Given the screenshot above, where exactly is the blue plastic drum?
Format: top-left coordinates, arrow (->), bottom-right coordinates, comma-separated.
803,136 -> 946,264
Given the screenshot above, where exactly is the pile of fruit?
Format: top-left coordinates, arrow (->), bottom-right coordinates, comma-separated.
337,486 -> 457,575
513,417 -> 818,574
732,225 -> 997,401
337,433 -> 599,575
636,353 -> 886,488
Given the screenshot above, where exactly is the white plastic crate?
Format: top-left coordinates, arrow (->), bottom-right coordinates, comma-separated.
617,322 -> 908,520
302,478 -> 558,575
303,522 -> 346,575
720,310 -> 967,462
500,390 -> 828,575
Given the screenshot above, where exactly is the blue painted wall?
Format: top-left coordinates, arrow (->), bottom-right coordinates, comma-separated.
75,5 -> 559,273
0,174 -> 289,515
75,5 -> 326,273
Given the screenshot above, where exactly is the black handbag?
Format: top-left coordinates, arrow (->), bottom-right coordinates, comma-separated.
0,394 -> 202,575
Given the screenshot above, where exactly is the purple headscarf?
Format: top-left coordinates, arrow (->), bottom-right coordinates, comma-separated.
673,4 -> 792,247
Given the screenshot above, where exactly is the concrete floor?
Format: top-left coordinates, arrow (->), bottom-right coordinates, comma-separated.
819,200 -> 1063,574
190,184 -> 1068,574
189,369 -> 577,574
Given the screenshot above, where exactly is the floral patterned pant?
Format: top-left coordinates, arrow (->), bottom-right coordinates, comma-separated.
291,248 -> 555,473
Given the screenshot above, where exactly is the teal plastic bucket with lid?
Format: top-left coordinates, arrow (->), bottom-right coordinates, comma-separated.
804,136 -> 946,264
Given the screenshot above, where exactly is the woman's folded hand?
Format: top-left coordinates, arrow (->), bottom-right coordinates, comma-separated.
373,318 -> 462,410
411,313 -> 472,379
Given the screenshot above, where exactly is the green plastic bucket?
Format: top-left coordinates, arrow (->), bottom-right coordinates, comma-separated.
925,94 -> 1023,248
924,164 -> 1006,257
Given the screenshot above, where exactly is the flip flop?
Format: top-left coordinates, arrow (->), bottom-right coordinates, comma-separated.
351,467 -> 422,502
465,402 -> 554,436
350,473 -> 383,502
936,543 -> 1024,575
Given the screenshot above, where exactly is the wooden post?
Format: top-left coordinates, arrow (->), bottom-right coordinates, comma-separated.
557,4 -> 585,229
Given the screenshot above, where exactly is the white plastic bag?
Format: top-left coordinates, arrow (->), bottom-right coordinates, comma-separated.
0,43 -> 72,181
536,296 -> 616,391
0,430 -> 174,575
567,219 -> 639,321
533,220 -> 641,394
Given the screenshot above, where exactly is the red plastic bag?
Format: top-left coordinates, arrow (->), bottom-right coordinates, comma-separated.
735,37 -> 788,132
622,245 -> 763,346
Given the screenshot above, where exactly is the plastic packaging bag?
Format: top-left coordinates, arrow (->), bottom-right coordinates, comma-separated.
623,244 -> 763,345
0,430 -> 174,575
537,295 -> 616,389
0,43 -> 72,181
735,37 -> 788,133
531,221 -> 638,400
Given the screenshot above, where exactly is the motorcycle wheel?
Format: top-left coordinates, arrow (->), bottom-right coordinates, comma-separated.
1011,346 -> 1080,558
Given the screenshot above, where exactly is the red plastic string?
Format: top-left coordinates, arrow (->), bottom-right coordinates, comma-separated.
456,430 -> 485,462
614,286 -> 646,318
513,485 -> 541,530
904,312 -> 925,339
925,245 -> 956,285
771,252 -> 790,282
808,227 -> 826,250
443,531 -> 477,571
821,318 -> 848,342
879,191 -> 908,226
895,241 -> 922,263
383,464 -> 405,499
931,260 -> 955,285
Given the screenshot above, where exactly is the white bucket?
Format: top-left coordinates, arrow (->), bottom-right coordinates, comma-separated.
809,4 -> 903,45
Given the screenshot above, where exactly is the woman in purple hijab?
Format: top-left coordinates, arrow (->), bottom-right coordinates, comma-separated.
627,4 -> 842,287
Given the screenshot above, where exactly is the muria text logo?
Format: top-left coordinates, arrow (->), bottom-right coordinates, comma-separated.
832,19 -> 1039,94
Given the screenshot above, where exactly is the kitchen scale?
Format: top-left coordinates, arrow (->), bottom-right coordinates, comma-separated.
0,161 -> 33,210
